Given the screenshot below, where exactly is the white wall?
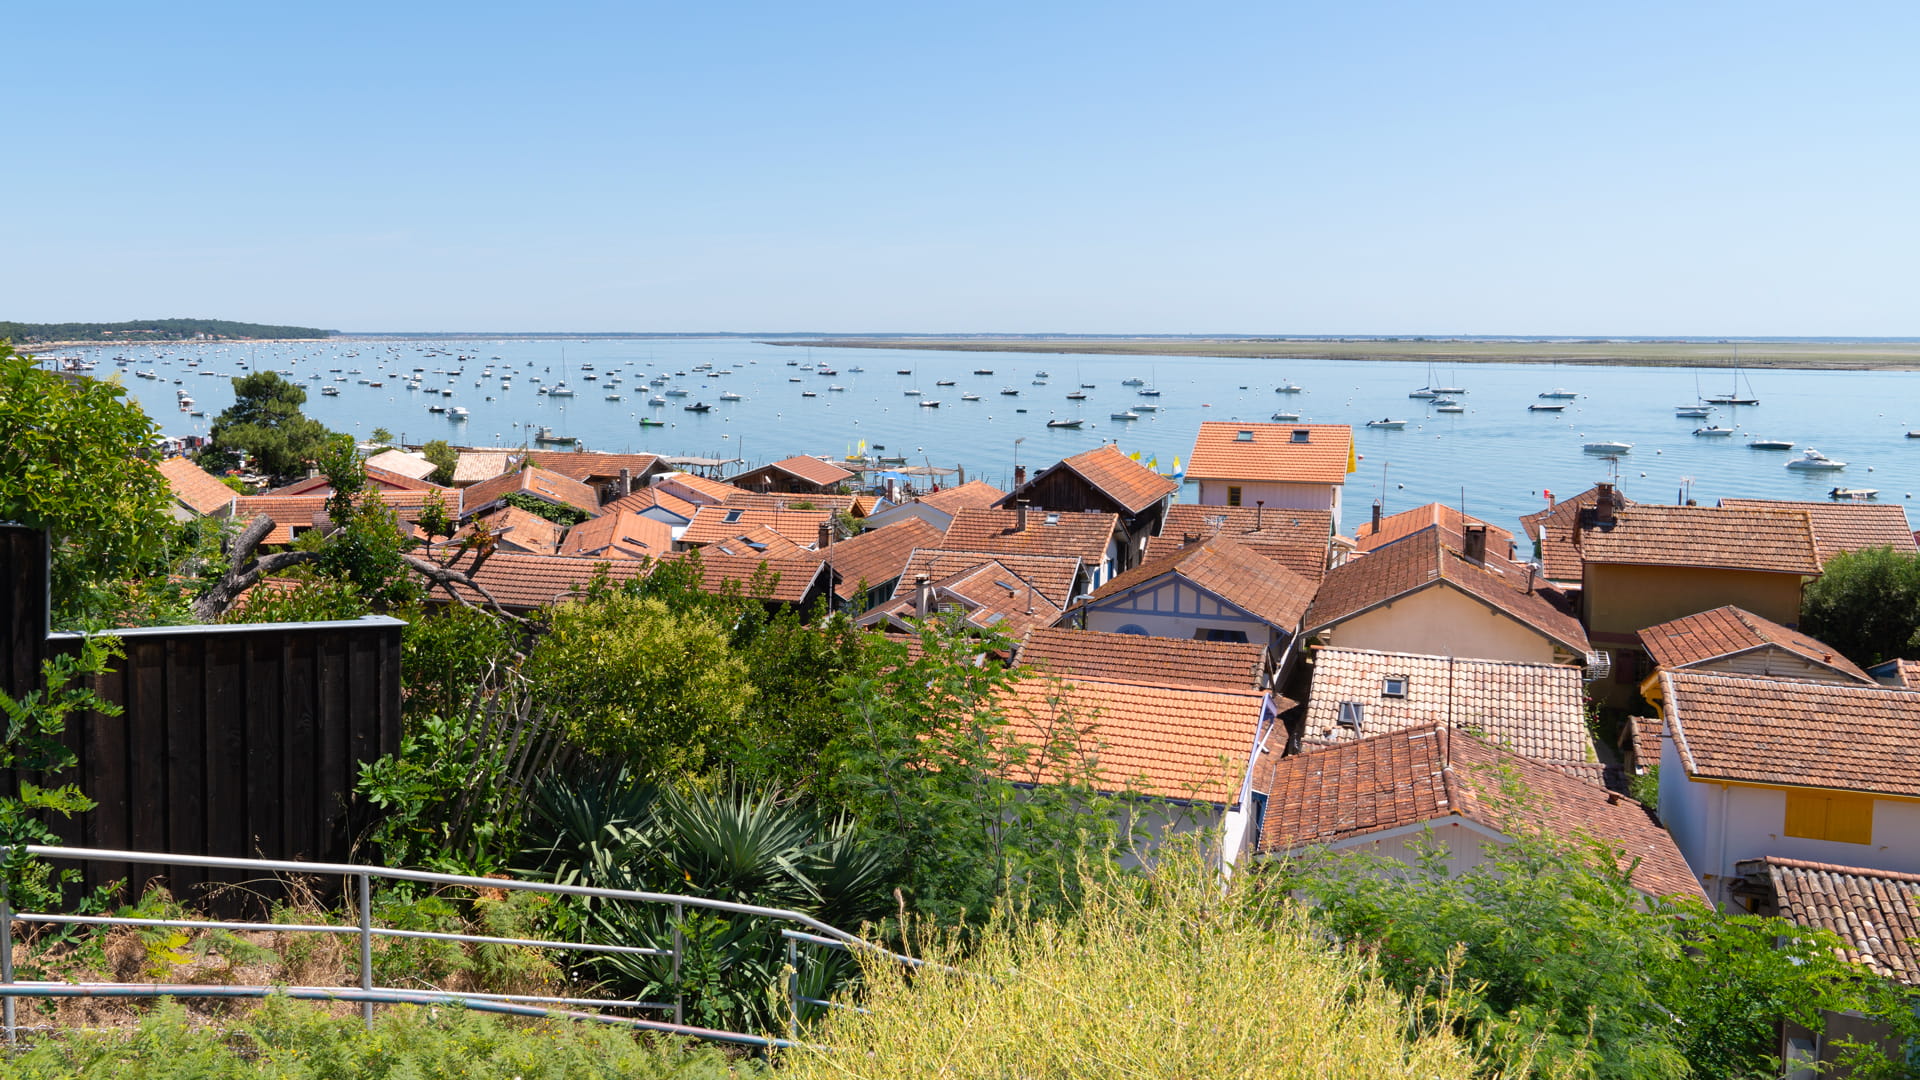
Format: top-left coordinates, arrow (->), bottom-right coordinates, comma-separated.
1322,586 -> 1561,664
1660,739 -> 1920,906
1083,577 -> 1280,649
861,502 -> 953,533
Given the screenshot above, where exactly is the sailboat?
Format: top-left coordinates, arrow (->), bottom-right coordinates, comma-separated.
1703,351 -> 1758,405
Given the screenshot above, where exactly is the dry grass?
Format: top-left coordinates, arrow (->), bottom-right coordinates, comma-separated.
777,849 -> 1507,1079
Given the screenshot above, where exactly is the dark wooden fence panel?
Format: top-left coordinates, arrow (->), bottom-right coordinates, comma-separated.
1,524 -> 404,908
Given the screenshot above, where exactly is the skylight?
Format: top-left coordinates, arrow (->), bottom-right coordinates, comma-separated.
1291,429 -> 1311,443
1234,430 -> 1254,442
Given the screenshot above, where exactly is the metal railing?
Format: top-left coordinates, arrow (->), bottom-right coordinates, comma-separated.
0,845 -> 918,1049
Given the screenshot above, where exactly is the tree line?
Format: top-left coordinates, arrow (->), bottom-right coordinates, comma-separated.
1,317 -> 333,343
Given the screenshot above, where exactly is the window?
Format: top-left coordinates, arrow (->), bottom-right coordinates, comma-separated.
1291,429 -> 1310,443
1784,790 -> 1874,845
722,508 -> 744,524
1381,676 -> 1409,698
1336,702 -> 1364,730
1227,486 -> 1243,507
1194,628 -> 1249,643
1234,430 -> 1254,442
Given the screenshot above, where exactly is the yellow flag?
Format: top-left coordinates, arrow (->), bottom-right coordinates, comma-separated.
1129,450 -> 1142,461
1147,456 -> 1158,470
1173,455 -> 1182,473
1347,437 -> 1358,474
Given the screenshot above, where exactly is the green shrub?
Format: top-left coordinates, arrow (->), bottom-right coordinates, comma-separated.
777,843 -> 1481,1079
6,996 -> 754,1078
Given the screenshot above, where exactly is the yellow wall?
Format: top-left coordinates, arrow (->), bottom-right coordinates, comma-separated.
1325,586 -> 1564,664
1582,565 -> 1805,638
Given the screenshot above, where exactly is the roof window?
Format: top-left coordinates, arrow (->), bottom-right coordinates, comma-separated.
1336,702 -> 1364,731
1381,675 -> 1409,698
1291,429 -> 1311,443
722,509 -> 744,523
1045,512 -> 1060,525
1235,430 -> 1255,442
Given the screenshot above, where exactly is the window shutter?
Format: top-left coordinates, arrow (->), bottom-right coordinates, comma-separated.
1828,794 -> 1874,845
1783,790 -> 1828,840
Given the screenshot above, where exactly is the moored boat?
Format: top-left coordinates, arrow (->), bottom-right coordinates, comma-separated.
1787,448 -> 1846,470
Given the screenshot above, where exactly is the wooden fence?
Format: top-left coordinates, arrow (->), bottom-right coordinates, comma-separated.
1,524 -> 404,905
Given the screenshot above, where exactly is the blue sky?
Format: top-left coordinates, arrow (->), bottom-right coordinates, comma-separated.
6,1 -> 1916,334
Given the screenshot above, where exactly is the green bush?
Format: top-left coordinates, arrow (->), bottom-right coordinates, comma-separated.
777,843 -> 1481,1079
6,996 -> 754,1078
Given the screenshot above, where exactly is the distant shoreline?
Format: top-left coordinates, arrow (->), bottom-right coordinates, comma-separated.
767,338 -> 1920,372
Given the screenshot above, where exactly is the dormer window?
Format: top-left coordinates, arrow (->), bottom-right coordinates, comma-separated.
1382,676 -> 1409,698
1291,429 -> 1311,443
1234,430 -> 1254,442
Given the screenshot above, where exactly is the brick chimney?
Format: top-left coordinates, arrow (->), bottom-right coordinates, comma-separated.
818,521 -> 833,549
1463,524 -> 1487,563
1016,499 -> 1029,532
1255,500 -> 1264,531
1013,465 -> 1027,491
913,574 -> 930,617
617,467 -> 632,497
1595,483 -> 1616,526
1371,500 -> 1382,535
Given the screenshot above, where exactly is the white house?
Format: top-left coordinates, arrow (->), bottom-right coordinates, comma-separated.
1656,670 -> 1920,908
1182,422 -> 1354,534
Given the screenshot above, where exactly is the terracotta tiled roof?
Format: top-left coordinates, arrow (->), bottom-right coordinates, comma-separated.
1719,498 -> 1918,566
663,549 -> 832,604
707,525 -> 809,560
899,548 -> 1083,608
1150,505 -> 1332,581
861,559 -> 1066,640
156,456 -> 236,516
1018,627 -> 1266,693
1661,670 -> 1920,796
1639,606 -> 1873,683
944,507 -> 1119,566
521,450 -> 666,485
735,455 -> 855,488
1300,647 -> 1593,764
1575,504 -> 1821,575
1355,503 -> 1514,556
1522,485 -> 1634,582
461,467 -> 601,520
722,491 -> 862,513
599,486 -> 699,521
916,480 -> 1007,516
1303,530 -> 1589,655
453,505 -> 566,556
824,519 -> 945,601
363,465 -> 448,492
1002,444 -> 1177,516
681,505 -> 834,549
1740,857 -> 1920,984
452,452 -> 513,486
656,473 -> 744,505
1184,422 -> 1353,485
1088,536 -> 1317,632
364,449 -> 440,482
1257,726 -> 1703,900
559,510 -> 674,559
231,491 -> 448,545
425,550 -> 652,611
995,673 -> 1267,803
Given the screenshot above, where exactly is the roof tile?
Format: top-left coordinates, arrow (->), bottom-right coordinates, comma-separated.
1639,605 -> 1872,683
1662,670 -> 1920,796
1090,535 -> 1317,631
1184,422 -> 1353,485
1018,627 -> 1265,692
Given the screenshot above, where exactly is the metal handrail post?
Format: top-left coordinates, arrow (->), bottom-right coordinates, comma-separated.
671,901 -> 683,1026
357,872 -> 374,1030
2,878 -> 14,1045
786,935 -> 799,1036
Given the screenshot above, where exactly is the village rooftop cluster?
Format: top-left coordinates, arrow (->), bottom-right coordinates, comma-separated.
158,420 -> 1920,1041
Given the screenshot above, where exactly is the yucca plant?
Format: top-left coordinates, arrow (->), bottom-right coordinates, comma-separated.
522,769 -> 894,1034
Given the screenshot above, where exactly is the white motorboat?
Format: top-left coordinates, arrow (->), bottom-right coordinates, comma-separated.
1047,418 -> 1083,428
1538,389 -> 1579,399
1748,438 -> 1794,450
1436,404 -> 1465,413
1110,410 -> 1140,421
1787,449 -> 1846,470
719,391 -> 744,401
1583,441 -> 1633,454
1272,411 -> 1300,422
1365,418 -> 1407,429
1408,389 -> 1438,399
1693,426 -> 1736,437
1674,405 -> 1712,418
449,406 -> 470,419
1528,402 -> 1566,412
1830,487 -> 1879,500
919,399 -> 941,407
961,392 -> 981,401
1274,383 -> 1303,394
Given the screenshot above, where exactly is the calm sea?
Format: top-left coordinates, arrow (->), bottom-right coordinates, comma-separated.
84,337 -> 1920,536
